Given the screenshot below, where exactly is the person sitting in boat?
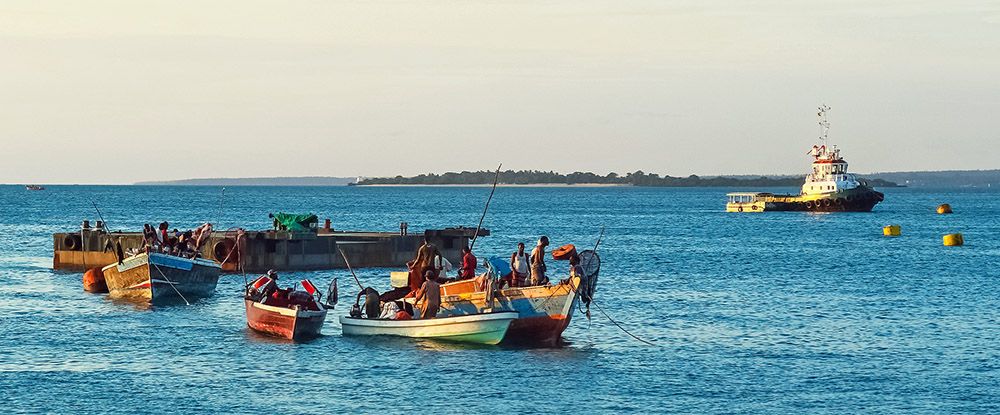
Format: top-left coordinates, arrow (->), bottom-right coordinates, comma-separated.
158,222 -> 170,246
568,253 -> 584,280
530,236 -> 550,286
258,270 -> 280,302
458,246 -> 477,280
142,224 -> 158,249
192,223 -> 212,251
413,270 -> 441,319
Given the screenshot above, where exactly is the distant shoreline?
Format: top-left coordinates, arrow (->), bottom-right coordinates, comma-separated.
355,183 -> 632,188
70,168 -> 997,188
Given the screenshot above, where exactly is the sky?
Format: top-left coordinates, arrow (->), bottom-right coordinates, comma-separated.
1,1 -> 998,184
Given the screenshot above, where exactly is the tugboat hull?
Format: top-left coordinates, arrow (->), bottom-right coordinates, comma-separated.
728,186 -> 884,213
767,186 -> 884,212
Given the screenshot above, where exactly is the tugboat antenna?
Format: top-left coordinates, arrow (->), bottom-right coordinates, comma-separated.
818,104 -> 831,148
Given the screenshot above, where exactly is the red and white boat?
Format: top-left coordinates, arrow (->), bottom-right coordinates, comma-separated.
244,277 -> 333,341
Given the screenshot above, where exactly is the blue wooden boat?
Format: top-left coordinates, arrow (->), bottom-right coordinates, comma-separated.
101,252 -> 221,304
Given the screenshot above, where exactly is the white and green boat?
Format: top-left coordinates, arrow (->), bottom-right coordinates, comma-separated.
339,311 -> 517,345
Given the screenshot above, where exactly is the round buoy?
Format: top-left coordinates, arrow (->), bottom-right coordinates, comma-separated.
83,267 -> 108,293
943,233 -> 964,246
937,204 -> 953,214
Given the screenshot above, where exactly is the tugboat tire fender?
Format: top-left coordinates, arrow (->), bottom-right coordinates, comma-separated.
834,198 -> 845,206
804,201 -> 812,209
738,206 -> 743,212
822,199 -> 832,207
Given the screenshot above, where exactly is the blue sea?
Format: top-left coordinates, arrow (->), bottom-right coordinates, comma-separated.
1,185 -> 998,414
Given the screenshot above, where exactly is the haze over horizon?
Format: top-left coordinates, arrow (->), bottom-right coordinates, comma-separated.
2,1 -> 998,184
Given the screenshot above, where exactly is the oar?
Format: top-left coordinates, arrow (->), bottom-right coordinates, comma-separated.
470,163 -> 502,250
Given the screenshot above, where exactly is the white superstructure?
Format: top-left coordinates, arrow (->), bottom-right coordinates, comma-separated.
801,105 -> 861,196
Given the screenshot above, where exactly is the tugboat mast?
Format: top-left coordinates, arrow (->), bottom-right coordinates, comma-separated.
817,104 -> 831,149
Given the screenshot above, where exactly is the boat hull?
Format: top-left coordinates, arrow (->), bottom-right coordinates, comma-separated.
245,299 -> 327,340
339,312 -> 517,345
438,278 -> 581,346
102,253 -> 221,304
729,186 -> 884,213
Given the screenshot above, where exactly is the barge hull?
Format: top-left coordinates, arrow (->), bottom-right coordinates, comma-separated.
54,227 -> 484,273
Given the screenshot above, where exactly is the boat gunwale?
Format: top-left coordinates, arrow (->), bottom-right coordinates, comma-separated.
339,311 -> 519,328
101,252 -> 222,273
245,298 -> 327,318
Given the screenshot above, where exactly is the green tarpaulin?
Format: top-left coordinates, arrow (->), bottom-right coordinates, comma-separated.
271,213 -> 318,231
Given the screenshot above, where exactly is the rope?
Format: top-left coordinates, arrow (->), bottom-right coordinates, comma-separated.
151,260 -> 191,305
590,298 -> 657,347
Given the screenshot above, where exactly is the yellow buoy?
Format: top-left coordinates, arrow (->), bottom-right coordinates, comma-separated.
943,233 -> 964,246
937,204 -> 953,214
883,225 -> 901,236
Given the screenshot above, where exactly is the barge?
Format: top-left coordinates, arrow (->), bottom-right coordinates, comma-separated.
54,219 -> 486,273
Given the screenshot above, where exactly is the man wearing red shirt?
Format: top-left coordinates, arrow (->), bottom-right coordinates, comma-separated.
458,247 -> 477,280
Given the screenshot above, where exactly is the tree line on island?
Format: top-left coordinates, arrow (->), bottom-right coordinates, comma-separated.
354,170 -> 900,187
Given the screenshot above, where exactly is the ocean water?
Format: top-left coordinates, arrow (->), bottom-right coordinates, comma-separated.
1,185 -> 998,414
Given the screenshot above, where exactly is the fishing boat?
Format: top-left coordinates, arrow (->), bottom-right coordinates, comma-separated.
437,251 -> 601,346
726,105 -> 884,213
339,311 -> 518,345
101,252 -> 221,304
244,277 -> 332,341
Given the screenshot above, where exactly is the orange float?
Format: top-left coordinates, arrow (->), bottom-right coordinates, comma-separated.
82,267 -> 108,293
551,244 -> 577,260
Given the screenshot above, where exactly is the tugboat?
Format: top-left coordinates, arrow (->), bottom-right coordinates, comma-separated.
727,105 -> 884,212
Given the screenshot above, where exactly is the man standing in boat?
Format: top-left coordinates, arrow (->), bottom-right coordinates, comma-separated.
508,242 -> 530,287
413,270 -> 441,319
530,236 -> 549,286
408,239 -> 437,293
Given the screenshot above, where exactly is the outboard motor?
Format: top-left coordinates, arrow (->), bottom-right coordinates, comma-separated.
323,278 -> 339,309
354,287 -> 381,318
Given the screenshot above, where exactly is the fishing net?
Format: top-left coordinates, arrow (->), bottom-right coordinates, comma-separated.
578,250 -> 600,279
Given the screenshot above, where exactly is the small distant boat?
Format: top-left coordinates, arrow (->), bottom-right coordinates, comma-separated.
244,277 -> 332,341
25,185 -> 45,191
101,252 -> 221,304
339,311 -> 518,345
